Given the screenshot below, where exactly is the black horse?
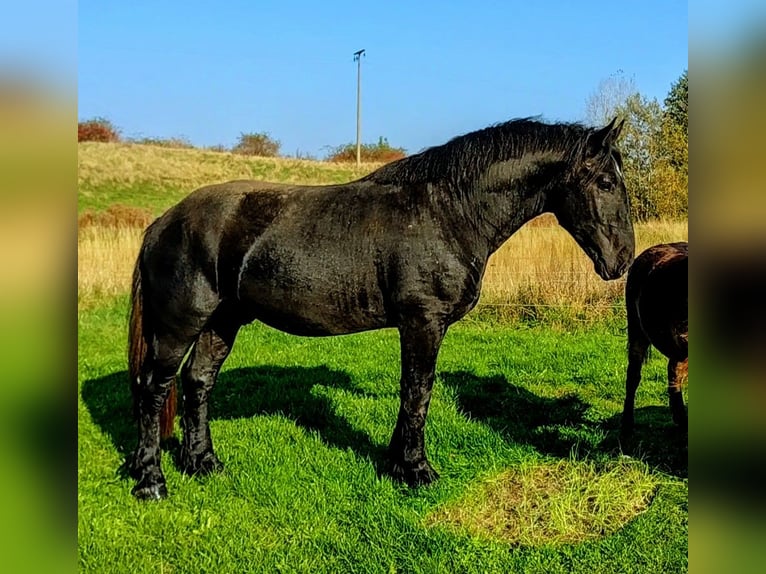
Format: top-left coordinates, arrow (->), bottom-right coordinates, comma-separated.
127,117 -> 634,499
621,242 -> 688,435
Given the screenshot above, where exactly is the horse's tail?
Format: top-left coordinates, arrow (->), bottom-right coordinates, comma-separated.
677,333 -> 689,385
128,246 -> 177,440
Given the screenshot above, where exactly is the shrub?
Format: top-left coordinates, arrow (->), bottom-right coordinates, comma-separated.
232,132 -> 281,157
326,136 -> 406,163
78,117 -> 120,143
78,204 -> 155,230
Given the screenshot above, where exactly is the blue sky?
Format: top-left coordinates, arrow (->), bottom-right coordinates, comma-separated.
76,1 -> 688,157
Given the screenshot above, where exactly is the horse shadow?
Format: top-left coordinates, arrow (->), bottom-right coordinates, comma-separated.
81,366 -> 686,482
603,405 -> 688,478
441,371 -> 687,478
80,365 -> 389,477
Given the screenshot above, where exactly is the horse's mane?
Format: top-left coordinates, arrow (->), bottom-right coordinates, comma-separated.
362,118 -> 593,189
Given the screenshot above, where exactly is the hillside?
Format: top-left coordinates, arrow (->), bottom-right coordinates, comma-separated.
78,142 -> 385,214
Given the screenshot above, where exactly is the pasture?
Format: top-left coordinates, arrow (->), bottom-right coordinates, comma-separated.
78,143 -> 687,572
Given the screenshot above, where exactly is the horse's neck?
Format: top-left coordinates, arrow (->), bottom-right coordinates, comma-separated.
467,152 -> 561,254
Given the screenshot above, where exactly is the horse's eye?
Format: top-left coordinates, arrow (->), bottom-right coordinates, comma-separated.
596,176 -> 612,191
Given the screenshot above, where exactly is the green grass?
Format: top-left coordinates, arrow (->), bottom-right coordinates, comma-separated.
78,298 -> 687,573
78,181 -> 191,216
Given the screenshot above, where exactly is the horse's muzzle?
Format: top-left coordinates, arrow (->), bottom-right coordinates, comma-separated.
596,247 -> 634,280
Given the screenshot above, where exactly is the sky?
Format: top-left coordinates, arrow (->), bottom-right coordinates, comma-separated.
74,1 -> 689,158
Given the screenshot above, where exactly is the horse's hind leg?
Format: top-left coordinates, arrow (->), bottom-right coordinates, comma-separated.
131,332 -> 195,500
179,308 -> 240,476
622,328 -> 650,437
668,358 -> 688,427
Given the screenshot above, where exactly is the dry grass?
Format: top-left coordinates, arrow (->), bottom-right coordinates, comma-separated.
78,225 -> 144,307
78,142 -> 383,190
77,218 -> 687,313
78,204 -> 155,230
425,459 -> 658,546
481,217 -> 687,321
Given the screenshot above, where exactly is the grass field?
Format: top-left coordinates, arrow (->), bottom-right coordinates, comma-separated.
78,298 -> 687,573
78,142 -> 687,572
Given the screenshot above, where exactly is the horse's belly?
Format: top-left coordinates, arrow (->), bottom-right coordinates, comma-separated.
237,276 -> 388,336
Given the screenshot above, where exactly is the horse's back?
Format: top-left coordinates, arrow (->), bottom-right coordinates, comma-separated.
628,242 -> 688,360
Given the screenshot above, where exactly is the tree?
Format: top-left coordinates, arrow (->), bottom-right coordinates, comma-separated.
584,70 -> 688,221
660,70 -> 688,175
232,132 -> 281,157
612,94 -> 665,220
78,117 -> 120,143
664,70 -> 688,135
585,70 -> 638,127
653,70 -> 688,218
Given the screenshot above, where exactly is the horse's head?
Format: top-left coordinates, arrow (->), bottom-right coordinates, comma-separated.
552,117 -> 635,280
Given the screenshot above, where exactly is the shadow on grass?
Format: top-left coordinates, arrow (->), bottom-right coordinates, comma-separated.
81,367 -> 686,483
603,406 -> 688,478
441,370 -> 687,478
80,366 -> 388,476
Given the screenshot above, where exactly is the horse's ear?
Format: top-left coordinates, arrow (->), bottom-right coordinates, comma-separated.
610,117 -> 625,142
586,117 -> 625,156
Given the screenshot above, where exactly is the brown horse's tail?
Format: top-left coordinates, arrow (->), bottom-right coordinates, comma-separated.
677,333 -> 689,386
128,249 -> 177,440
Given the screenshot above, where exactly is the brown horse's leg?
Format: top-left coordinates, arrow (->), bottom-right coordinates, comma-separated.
622,330 -> 650,436
130,332 -> 196,500
388,318 -> 446,487
668,358 -> 688,426
179,310 -> 240,476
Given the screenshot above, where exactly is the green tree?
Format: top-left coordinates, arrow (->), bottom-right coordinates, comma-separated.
585,70 -> 688,221
664,70 -> 688,135
612,94 -> 665,220
653,70 -> 688,218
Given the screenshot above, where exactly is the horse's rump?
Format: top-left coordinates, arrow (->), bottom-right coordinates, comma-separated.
629,242 -> 688,360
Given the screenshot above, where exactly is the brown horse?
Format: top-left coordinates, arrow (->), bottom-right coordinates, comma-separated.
622,242 -> 688,435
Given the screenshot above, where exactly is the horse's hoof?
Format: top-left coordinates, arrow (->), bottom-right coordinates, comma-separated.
132,479 -> 168,501
391,460 -> 440,487
672,410 -> 687,427
181,450 -> 224,476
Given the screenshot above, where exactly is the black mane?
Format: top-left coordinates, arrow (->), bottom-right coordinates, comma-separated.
362,118 -> 593,188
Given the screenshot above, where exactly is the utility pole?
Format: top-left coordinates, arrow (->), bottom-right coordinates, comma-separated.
353,49 -> 365,167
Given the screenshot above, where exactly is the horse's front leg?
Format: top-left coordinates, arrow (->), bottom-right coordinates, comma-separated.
388,317 -> 446,487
